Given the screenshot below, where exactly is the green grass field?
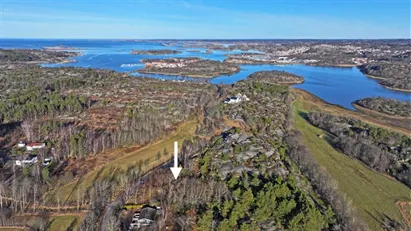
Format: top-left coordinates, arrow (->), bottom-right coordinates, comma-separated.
47,215 -> 79,231
48,120 -> 199,204
293,100 -> 410,230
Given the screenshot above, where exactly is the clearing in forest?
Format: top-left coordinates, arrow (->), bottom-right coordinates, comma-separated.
293,99 -> 411,230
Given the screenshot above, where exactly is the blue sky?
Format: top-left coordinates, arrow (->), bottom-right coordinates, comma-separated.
1,0 -> 410,39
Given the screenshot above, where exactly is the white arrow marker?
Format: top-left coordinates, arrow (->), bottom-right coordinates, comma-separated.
170,141 -> 182,179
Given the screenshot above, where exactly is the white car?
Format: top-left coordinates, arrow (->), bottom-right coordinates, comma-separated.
129,220 -> 138,229
132,213 -> 140,221
43,157 -> 52,166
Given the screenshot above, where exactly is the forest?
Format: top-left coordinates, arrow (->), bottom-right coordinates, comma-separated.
247,70 -> 304,84
358,63 -> 411,91
354,97 -> 411,117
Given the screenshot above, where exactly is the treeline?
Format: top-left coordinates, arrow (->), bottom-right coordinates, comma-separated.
0,65 -> 122,99
354,97 -> 411,117
285,130 -> 369,230
0,87 -> 89,123
308,112 -> 411,188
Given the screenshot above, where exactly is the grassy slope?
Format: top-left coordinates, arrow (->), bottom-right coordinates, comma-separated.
47,215 -> 79,231
293,100 -> 410,230
49,120 -> 199,204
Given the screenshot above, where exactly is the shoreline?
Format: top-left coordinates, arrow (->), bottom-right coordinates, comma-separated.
278,80 -> 305,85
360,74 -> 411,93
294,88 -> 411,136
382,85 -> 411,93
352,103 -> 411,121
364,74 -> 387,80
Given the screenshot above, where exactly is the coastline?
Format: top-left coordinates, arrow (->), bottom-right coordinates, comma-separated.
294,88 -> 411,136
363,74 -> 411,92
382,86 -> 411,93
352,103 -> 411,121
252,79 -> 304,85
364,74 -> 387,80
278,80 -> 305,85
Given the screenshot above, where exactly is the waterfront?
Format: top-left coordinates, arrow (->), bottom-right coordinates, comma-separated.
1,39 -> 410,110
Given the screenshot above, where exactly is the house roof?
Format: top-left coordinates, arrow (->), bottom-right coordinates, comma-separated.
27,142 -> 45,147
139,206 -> 157,221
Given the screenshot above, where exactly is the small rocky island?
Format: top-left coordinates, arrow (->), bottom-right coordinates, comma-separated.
130,49 -> 182,55
247,70 -> 304,84
138,57 -> 240,78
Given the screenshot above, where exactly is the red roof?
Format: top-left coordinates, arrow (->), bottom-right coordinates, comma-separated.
27,142 -> 45,147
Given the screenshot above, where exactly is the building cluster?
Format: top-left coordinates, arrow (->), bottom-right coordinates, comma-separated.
271,46 -> 311,56
15,142 -> 52,166
224,93 -> 250,104
129,205 -> 160,230
352,57 -> 369,65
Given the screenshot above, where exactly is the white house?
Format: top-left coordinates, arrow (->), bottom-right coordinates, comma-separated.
26,142 -> 45,151
17,142 -> 26,148
224,93 -> 250,104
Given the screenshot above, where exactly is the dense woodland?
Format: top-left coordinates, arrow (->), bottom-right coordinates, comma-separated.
247,70 -> 304,84
308,112 -> 411,188
358,63 -> 411,91
354,97 -> 411,117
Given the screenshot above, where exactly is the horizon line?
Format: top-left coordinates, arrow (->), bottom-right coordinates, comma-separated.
1,38 -> 410,41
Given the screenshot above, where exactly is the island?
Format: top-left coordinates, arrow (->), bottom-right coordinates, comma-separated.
353,97 -> 411,118
137,57 -> 240,78
130,49 -> 182,55
247,70 -> 305,84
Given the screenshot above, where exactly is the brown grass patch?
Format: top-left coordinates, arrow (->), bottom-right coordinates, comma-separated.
397,201 -> 411,227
